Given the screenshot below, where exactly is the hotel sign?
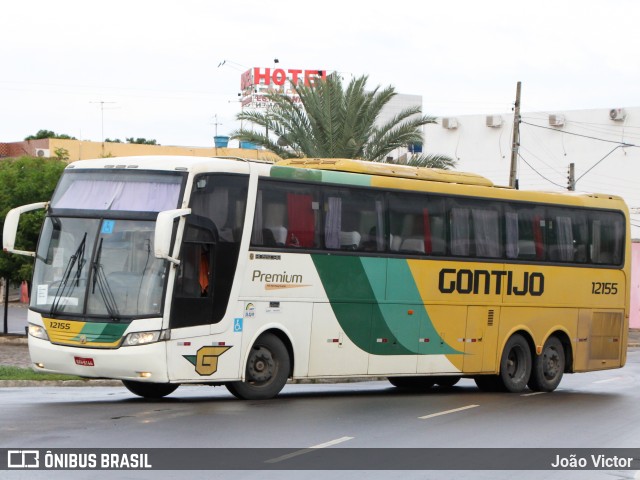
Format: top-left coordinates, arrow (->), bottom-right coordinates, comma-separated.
240,67 -> 327,108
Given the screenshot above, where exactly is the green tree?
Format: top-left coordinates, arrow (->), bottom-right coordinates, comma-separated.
126,137 -> 157,145
405,153 -> 458,169
231,73 -> 452,166
24,130 -> 77,140
0,157 -> 67,283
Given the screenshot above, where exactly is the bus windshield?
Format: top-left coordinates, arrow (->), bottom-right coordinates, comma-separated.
31,217 -> 167,320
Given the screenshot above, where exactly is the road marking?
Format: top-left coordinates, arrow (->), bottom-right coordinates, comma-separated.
265,436 -> 354,464
521,392 -> 546,397
593,376 -> 624,384
419,404 -> 479,420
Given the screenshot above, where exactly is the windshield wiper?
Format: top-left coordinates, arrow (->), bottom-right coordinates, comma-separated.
91,238 -> 120,321
50,233 -> 87,316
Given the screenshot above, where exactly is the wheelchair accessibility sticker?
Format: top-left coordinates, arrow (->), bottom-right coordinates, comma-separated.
234,318 -> 243,333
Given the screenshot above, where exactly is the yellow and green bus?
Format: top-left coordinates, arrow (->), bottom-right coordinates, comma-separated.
3,156 -> 629,399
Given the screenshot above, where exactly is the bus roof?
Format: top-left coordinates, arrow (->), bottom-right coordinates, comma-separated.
276,158 -> 495,187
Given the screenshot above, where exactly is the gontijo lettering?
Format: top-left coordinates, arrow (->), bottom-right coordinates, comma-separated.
439,268 -> 544,296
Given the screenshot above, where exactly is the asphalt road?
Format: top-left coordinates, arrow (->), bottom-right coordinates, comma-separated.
1,349 -> 639,480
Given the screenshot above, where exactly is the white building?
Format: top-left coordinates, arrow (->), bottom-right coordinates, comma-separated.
425,106 -> 640,239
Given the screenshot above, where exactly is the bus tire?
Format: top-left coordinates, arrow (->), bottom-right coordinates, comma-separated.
388,376 -> 436,390
122,380 -> 179,399
226,333 -> 290,400
499,334 -> 532,393
436,376 -> 460,388
528,336 -> 565,392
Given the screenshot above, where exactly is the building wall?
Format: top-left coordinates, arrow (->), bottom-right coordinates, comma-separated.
0,138 -> 282,163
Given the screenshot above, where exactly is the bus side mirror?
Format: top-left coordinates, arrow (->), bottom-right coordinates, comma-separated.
154,208 -> 191,264
2,202 -> 48,257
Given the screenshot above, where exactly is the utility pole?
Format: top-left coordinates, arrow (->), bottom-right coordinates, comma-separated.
567,163 -> 576,191
212,114 -> 222,137
90,101 -> 116,142
509,81 -> 522,189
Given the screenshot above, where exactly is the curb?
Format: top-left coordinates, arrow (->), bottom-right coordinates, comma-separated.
0,335 -> 27,345
0,380 -> 123,388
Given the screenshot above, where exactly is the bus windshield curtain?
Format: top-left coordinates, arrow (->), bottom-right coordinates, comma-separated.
533,215 -> 544,259
450,208 -> 471,256
287,193 -> 314,247
555,216 -> 574,261
422,208 -> 432,254
473,209 -> 501,257
505,211 -> 518,259
54,180 -> 180,212
325,197 -> 342,249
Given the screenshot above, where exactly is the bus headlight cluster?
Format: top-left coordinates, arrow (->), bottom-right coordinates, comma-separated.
28,323 -> 49,341
123,331 -> 160,346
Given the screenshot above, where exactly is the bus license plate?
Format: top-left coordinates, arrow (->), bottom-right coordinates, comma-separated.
74,357 -> 95,367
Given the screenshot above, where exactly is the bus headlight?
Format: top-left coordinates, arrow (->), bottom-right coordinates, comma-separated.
28,323 -> 49,341
123,331 -> 160,346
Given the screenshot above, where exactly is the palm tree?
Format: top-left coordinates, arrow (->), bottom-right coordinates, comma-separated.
230,73 -> 454,168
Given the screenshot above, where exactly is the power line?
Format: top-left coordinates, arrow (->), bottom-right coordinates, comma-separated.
521,121 -> 638,147
517,153 -> 566,189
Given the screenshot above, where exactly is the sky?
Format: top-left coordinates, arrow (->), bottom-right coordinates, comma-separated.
3,0 -> 640,149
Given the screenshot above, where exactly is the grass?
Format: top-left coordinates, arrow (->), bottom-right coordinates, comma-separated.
0,365 -> 85,381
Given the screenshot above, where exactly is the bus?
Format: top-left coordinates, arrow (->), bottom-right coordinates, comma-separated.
2,156 -> 630,400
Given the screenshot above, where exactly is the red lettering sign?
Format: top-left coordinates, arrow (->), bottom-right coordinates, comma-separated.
241,67 -> 327,89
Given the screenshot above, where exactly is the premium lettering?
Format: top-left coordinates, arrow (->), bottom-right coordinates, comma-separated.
252,270 -> 303,284
438,268 -> 544,296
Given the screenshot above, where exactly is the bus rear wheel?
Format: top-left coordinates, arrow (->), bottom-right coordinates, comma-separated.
122,380 -> 179,399
528,336 -> 565,392
226,333 -> 290,400
499,334 -> 532,393
388,376 -> 436,390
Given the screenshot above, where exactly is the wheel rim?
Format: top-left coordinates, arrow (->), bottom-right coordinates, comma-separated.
506,345 -> 525,379
247,346 -> 276,384
542,346 -> 561,380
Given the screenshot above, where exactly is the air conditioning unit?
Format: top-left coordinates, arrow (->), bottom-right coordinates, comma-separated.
35,148 -> 50,157
609,108 -> 626,121
486,115 -> 503,128
441,117 -> 458,129
548,114 -> 565,127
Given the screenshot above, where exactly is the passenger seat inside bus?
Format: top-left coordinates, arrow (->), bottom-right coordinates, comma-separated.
339,231 -> 361,250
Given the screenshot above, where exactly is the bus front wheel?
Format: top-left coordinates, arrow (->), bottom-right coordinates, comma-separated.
528,336 -> 565,392
122,380 -> 179,399
226,333 -> 290,400
499,334 -> 532,393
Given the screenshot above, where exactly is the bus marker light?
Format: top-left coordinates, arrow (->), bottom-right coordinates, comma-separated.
137,372 -> 152,378
327,339 -> 339,343
35,363 -> 44,369
407,310 -> 414,315
419,338 -> 430,343
213,342 -> 227,346
178,342 -> 191,347
537,346 -> 543,354
376,338 -> 388,343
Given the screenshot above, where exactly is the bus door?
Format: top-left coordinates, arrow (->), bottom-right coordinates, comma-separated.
170,215 -> 217,328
